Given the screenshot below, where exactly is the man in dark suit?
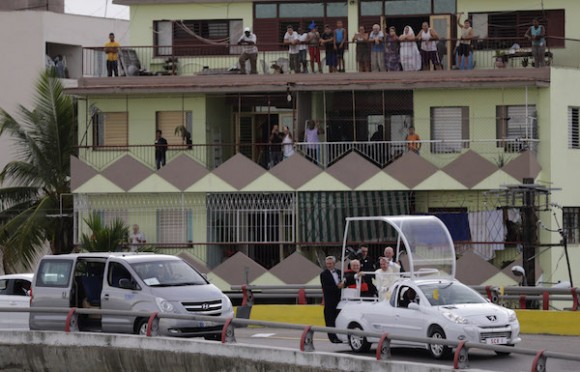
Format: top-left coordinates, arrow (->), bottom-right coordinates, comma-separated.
320,256 -> 344,343
155,129 -> 168,170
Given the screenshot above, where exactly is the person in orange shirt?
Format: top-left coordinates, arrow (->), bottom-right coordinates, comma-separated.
406,126 -> 421,154
104,32 -> 120,77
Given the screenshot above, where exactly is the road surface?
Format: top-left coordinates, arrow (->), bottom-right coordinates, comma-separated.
234,327 -> 580,371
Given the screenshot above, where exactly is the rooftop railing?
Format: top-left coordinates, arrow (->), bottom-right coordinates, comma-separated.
75,138 -> 539,172
82,37 -> 580,78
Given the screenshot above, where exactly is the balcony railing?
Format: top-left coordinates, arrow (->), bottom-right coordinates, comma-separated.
82,37 -> 580,78
75,139 -> 538,172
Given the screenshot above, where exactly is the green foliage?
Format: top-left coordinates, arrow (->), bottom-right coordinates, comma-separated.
79,213 -> 129,252
0,70 -> 76,269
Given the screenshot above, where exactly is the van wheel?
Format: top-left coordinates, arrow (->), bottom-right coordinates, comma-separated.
348,323 -> 371,353
135,319 -> 149,335
428,326 -> 452,359
204,334 -> 221,341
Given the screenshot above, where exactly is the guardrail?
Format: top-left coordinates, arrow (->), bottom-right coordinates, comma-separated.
82,37 -> 580,77
0,306 -> 578,371
229,284 -> 579,311
75,138 -> 539,171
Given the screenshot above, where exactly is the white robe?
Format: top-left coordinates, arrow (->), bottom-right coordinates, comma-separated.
400,26 -> 421,71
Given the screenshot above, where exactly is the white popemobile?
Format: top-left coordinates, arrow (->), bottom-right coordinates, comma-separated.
334,216 -> 521,359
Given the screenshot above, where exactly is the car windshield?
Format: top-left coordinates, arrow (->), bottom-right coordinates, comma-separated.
419,282 -> 487,306
131,260 -> 207,287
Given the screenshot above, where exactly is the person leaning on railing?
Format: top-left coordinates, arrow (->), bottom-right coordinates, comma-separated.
237,27 -> 258,74
525,18 -> 546,68
405,126 -> 421,154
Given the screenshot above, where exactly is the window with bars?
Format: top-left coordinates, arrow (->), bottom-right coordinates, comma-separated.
496,105 -> 537,152
207,193 -> 295,243
93,112 -> 128,146
569,107 -> 579,149
156,111 -> 192,146
430,107 -> 469,154
563,207 -> 580,244
156,209 -> 193,244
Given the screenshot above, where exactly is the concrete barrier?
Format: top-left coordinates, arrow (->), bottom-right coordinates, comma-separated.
0,330 -> 490,372
241,305 -> 580,336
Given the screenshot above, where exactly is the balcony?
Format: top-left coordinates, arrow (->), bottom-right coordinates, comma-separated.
72,139 -> 541,193
81,37 -> 579,79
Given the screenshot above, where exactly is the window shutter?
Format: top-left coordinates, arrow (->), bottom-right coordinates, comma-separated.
431,107 -> 464,153
156,111 -> 191,145
569,107 -> 579,149
104,112 -> 128,146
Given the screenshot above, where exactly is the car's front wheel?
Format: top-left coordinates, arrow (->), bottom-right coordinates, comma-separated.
348,323 -> 371,353
135,318 -> 149,335
428,326 -> 452,359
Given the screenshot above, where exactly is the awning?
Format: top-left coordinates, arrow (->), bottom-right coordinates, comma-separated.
298,191 -> 411,243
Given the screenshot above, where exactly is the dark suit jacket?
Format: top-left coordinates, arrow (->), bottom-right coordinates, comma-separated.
320,269 -> 342,308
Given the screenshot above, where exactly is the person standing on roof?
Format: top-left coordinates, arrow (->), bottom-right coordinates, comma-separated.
104,32 -> 120,77
237,27 -> 258,74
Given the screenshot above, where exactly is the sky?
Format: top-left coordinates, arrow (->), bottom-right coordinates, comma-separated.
65,0 -> 129,20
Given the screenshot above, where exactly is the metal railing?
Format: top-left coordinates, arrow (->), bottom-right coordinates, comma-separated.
229,284 -> 580,311
75,138 -> 539,171
81,37 -> 580,77
1,306 -> 578,371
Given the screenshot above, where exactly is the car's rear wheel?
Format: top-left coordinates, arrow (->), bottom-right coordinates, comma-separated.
495,344 -> 514,356
348,323 -> 371,353
428,326 -> 452,359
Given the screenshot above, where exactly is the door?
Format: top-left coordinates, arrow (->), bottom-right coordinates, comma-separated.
389,285 -> 426,343
30,258 -> 75,330
235,113 -> 256,160
430,15 -> 452,70
101,260 -> 142,334
0,278 -> 31,329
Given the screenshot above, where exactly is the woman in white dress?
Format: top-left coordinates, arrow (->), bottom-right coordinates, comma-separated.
399,26 -> 421,71
282,125 -> 295,159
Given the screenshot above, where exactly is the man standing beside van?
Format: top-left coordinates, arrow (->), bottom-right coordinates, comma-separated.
320,256 -> 344,343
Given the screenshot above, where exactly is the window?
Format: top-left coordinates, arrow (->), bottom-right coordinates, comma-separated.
430,107 -> 469,153
156,111 -> 192,145
154,19 -> 243,56
569,107 -> 579,149
36,260 -> 73,288
253,2 -> 347,51
93,112 -> 128,146
472,9 -> 565,48
563,207 -> 580,244
496,105 -> 537,152
108,262 -> 134,288
157,209 -> 193,244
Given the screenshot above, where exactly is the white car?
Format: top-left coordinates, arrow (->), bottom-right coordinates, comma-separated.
336,278 -> 521,359
0,273 -> 33,330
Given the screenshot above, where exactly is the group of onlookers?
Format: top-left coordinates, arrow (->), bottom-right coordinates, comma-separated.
236,13 -> 547,75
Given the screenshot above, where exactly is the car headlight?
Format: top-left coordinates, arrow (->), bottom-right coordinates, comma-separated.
508,311 -> 517,323
222,294 -> 233,313
155,297 -> 175,313
442,311 -> 469,324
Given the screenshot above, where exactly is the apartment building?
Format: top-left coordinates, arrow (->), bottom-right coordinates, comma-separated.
68,0 -> 580,287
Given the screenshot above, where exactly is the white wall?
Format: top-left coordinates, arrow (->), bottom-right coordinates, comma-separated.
0,11 -> 128,172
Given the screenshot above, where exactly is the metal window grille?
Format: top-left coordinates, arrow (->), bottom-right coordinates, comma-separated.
563,207 -> 580,244
569,107 -> 579,149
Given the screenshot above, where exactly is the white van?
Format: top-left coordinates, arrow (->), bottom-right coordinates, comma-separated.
29,253 -> 234,338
